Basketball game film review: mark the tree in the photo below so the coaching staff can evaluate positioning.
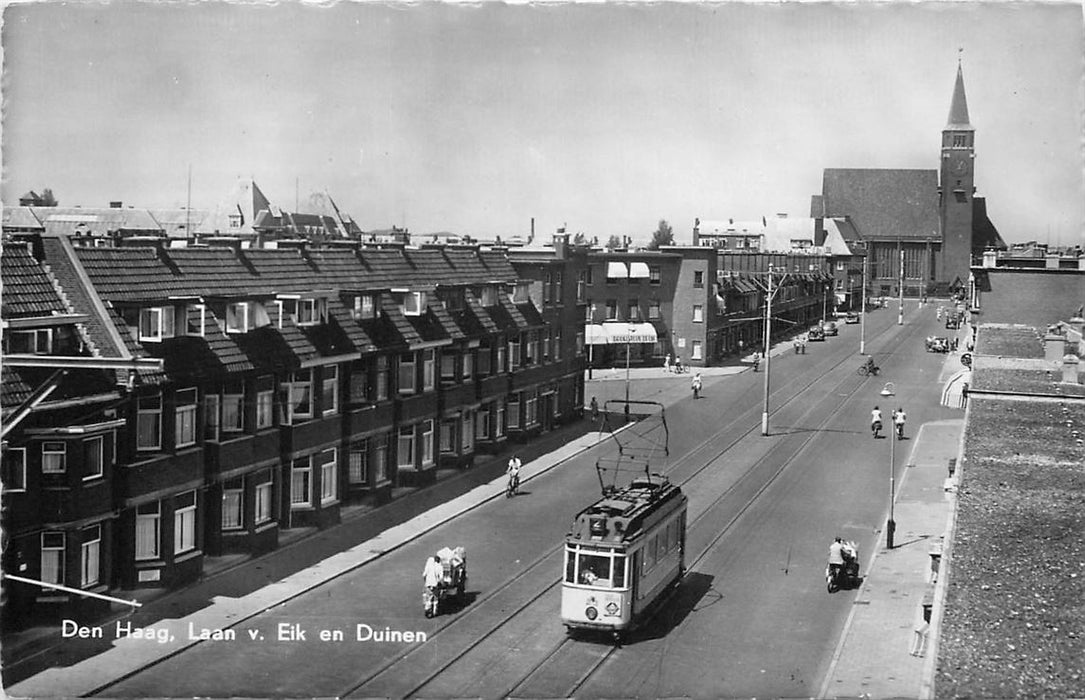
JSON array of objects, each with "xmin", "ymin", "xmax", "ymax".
[
  {"xmin": 606, "ymin": 234, "xmax": 622, "ymax": 250},
  {"xmin": 646, "ymin": 219, "xmax": 674, "ymax": 250},
  {"xmin": 572, "ymin": 232, "xmax": 588, "ymax": 245},
  {"xmin": 39, "ymin": 188, "xmax": 58, "ymax": 206}
]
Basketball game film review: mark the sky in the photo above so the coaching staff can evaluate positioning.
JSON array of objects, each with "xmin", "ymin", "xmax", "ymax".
[{"xmin": 2, "ymin": 1, "xmax": 1083, "ymax": 247}]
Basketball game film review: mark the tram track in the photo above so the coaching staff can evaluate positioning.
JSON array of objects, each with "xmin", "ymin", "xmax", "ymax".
[
  {"xmin": 84, "ymin": 316, "xmax": 917, "ymax": 699},
  {"xmin": 340, "ymin": 319, "xmax": 922, "ymax": 698}
]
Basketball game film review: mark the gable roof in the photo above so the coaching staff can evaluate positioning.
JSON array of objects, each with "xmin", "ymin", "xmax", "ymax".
[
  {"xmin": 1, "ymin": 242, "xmax": 70, "ymax": 319},
  {"xmin": 819, "ymin": 168, "xmax": 940, "ymax": 242}
]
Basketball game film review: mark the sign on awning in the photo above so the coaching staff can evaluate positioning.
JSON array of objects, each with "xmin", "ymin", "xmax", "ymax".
[
  {"xmin": 586, "ymin": 324, "xmax": 610, "ymax": 345},
  {"xmin": 586, "ymin": 323, "xmax": 658, "ymax": 345}
]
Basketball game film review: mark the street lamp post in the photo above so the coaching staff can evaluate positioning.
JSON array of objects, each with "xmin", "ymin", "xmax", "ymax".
[
  {"xmin": 860, "ymin": 251, "xmax": 868, "ymax": 356},
  {"xmin": 898, "ymin": 246, "xmax": 905, "ymax": 326},
  {"xmin": 761, "ymin": 265, "xmax": 774, "ymax": 436},
  {"xmin": 888, "ymin": 415, "xmax": 897, "ymax": 549}
]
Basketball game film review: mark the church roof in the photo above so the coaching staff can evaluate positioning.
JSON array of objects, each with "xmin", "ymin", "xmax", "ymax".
[
  {"xmin": 946, "ymin": 63, "xmax": 974, "ymax": 131},
  {"xmin": 818, "ymin": 168, "xmax": 940, "ymax": 242}
]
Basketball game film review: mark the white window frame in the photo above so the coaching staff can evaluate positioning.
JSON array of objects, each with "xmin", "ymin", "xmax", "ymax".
[
  {"xmin": 650, "ymin": 266, "xmax": 662, "ymax": 285},
  {"xmin": 322, "ymin": 365, "xmax": 339, "ymax": 416},
  {"xmin": 692, "ymin": 340, "xmax": 704, "ymax": 360},
  {"xmin": 441, "ymin": 352, "xmax": 457, "ymax": 383},
  {"xmin": 375, "ymin": 356, "xmax": 390, "ymax": 400},
  {"xmin": 222, "ymin": 391, "xmax": 245, "ymax": 433},
  {"xmin": 513, "ymin": 282, "xmax": 530, "ymax": 303},
  {"xmin": 649, "ymin": 300, "xmax": 661, "ymax": 319},
  {"xmin": 174, "ymin": 388, "xmax": 198, "ymax": 447},
  {"xmin": 421, "ymin": 419, "xmax": 435, "ymax": 467},
  {"xmin": 398, "ymin": 353, "xmax": 417, "ymax": 394},
  {"xmin": 7, "ymin": 328, "xmax": 53, "ymax": 354},
  {"xmin": 477, "ymin": 407, "xmax": 491, "ymax": 441},
  {"xmin": 398, "ymin": 425, "xmax": 415, "ymax": 468},
  {"xmin": 495, "ymin": 401, "xmax": 506, "ymax": 438},
  {"xmin": 137, "ymin": 393, "xmax": 162, "ymax": 451},
  {"xmin": 173, "ymin": 490, "xmax": 197, "ymax": 555},
  {"xmin": 139, "ymin": 306, "xmax": 176, "ymax": 342},
  {"xmin": 256, "ymin": 389, "xmax": 274, "ymax": 429},
  {"xmin": 135, "ymin": 502, "xmax": 160, "ymax": 560},
  {"xmin": 222, "ymin": 485, "xmax": 244, "ymax": 530},
  {"xmin": 525, "ymin": 392, "xmax": 538, "ymax": 426},
  {"xmin": 554, "ymin": 327, "xmax": 562, "ymax": 361},
  {"xmin": 349, "ymin": 439, "xmax": 369, "ymax": 484},
  {"xmin": 461, "ymin": 410, "xmax": 474, "ymax": 453},
  {"xmin": 225, "ymin": 302, "xmax": 251, "ymax": 334},
  {"xmin": 422, "ymin": 349, "xmax": 435, "ymax": 391},
  {"xmin": 462, "ymin": 352, "xmax": 473, "ymax": 381},
  {"xmin": 440, "ymin": 419, "xmax": 456, "ymax": 454},
  {"xmin": 319, "ymin": 448, "xmax": 338, "ymax": 503},
  {"xmin": 508, "ymin": 337, "xmax": 521, "ymax": 370},
  {"xmin": 508, "ymin": 395, "xmax": 521, "ymax": 429},
  {"xmin": 290, "ymin": 457, "xmax": 312, "ymax": 508},
  {"xmin": 373, "ymin": 433, "xmax": 389, "ymax": 483},
  {"xmin": 83, "ymin": 435, "xmax": 105, "ymax": 481},
  {"xmin": 204, "ymin": 394, "xmax": 220, "ymax": 441},
  {"xmin": 41, "ymin": 441, "xmax": 67, "ymax": 473},
  {"xmin": 352, "ymin": 294, "xmax": 376, "ymax": 320},
  {"xmin": 286, "ymin": 371, "xmax": 312, "ymax": 422},
  {"xmin": 254, "ymin": 473, "xmax": 273, "ymax": 524},
  {"xmin": 3, "ymin": 448, "xmax": 27, "ymax": 492},
  {"xmin": 693, "ymin": 305, "xmax": 704, "ymax": 323},
  {"xmin": 41, "ymin": 532, "xmax": 65, "ymax": 585},
  {"xmin": 81, "ymin": 524, "xmax": 101, "ymax": 587},
  {"xmin": 403, "ymin": 291, "xmax": 426, "ymax": 316},
  {"xmin": 183, "ymin": 304, "xmax": 206, "ymax": 337}
]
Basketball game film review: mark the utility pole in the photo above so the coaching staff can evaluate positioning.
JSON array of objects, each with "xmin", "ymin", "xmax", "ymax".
[
  {"xmin": 898, "ymin": 245, "xmax": 905, "ymax": 326},
  {"xmin": 762, "ymin": 264, "xmax": 773, "ymax": 435},
  {"xmin": 860, "ymin": 250, "xmax": 868, "ymax": 356}
]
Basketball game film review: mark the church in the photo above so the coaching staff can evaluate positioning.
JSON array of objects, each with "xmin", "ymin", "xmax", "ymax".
[{"xmin": 811, "ymin": 61, "xmax": 1006, "ymax": 297}]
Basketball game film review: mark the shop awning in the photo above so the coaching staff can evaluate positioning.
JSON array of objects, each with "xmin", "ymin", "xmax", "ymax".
[
  {"xmin": 587, "ymin": 322, "xmax": 658, "ymax": 345},
  {"xmin": 606, "ymin": 262, "xmax": 629, "ymax": 279}
]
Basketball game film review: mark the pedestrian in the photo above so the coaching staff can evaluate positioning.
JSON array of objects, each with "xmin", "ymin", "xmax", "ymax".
[
  {"xmin": 590, "ymin": 396, "xmax": 599, "ymax": 421},
  {"xmin": 674, "ymin": 357, "xmax": 683, "ymax": 374},
  {"xmin": 692, "ymin": 373, "xmax": 702, "ymax": 400},
  {"xmin": 664, "ymin": 353, "xmax": 672, "ymax": 373}
]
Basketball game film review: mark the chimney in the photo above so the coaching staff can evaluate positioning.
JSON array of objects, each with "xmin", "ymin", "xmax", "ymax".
[
  {"xmin": 1045, "ymin": 254, "xmax": 1061, "ymax": 269},
  {"xmin": 1061, "ymin": 354, "xmax": 1079, "ymax": 384},
  {"xmin": 982, "ymin": 250, "xmax": 997, "ymax": 268},
  {"xmin": 1044, "ymin": 325, "xmax": 1067, "ymax": 362}
]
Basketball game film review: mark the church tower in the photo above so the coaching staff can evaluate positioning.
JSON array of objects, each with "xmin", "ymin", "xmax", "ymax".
[{"xmin": 939, "ymin": 58, "xmax": 975, "ymax": 290}]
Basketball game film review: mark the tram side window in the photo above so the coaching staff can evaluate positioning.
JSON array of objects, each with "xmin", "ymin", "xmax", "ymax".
[
  {"xmin": 578, "ymin": 553, "xmax": 611, "ymax": 585},
  {"xmin": 659, "ymin": 524, "xmax": 671, "ymax": 557},
  {"xmin": 565, "ymin": 548, "xmax": 577, "ymax": 583},
  {"xmin": 670, "ymin": 518, "xmax": 681, "ymax": 550},
  {"xmin": 613, "ymin": 555, "xmax": 626, "ymax": 588},
  {"xmin": 642, "ymin": 536, "xmax": 658, "ymax": 574}
]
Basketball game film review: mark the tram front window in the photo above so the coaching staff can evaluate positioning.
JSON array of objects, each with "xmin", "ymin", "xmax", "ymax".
[{"xmin": 578, "ymin": 553, "xmax": 611, "ymax": 586}]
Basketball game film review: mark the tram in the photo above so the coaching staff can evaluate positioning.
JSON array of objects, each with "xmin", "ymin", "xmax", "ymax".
[{"xmin": 561, "ymin": 473, "xmax": 687, "ymax": 638}]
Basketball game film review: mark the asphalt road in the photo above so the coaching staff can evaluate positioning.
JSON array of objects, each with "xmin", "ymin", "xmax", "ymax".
[{"xmin": 97, "ymin": 302, "xmax": 960, "ymax": 699}]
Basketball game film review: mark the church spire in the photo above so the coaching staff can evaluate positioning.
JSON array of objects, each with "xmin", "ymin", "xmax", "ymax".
[{"xmin": 946, "ymin": 52, "xmax": 973, "ymax": 131}]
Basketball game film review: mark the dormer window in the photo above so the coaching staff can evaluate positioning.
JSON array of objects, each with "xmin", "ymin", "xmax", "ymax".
[
  {"xmin": 480, "ymin": 286, "xmax": 496, "ymax": 307},
  {"xmin": 351, "ymin": 294, "xmax": 376, "ymax": 320},
  {"xmin": 402, "ymin": 291, "xmax": 426, "ymax": 317},
  {"xmin": 277, "ymin": 297, "xmax": 327, "ymax": 327},
  {"xmin": 184, "ymin": 304, "xmax": 206, "ymax": 337},
  {"xmin": 512, "ymin": 283, "xmax": 530, "ymax": 304},
  {"xmin": 228, "ymin": 213, "xmax": 242, "ymax": 229},
  {"xmin": 5, "ymin": 328, "xmax": 53, "ymax": 354},
  {"xmin": 225, "ymin": 302, "xmax": 269, "ymax": 334},
  {"xmin": 139, "ymin": 307, "xmax": 176, "ymax": 342}
]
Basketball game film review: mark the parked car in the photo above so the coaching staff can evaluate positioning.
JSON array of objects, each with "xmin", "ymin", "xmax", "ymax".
[
  {"xmin": 823, "ymin": 321, "xmax": 839, "ymax": 336},
  {"xmin": 845, "ymin": 312, "xmax": 860, "ymax": 324},
  {"xmin": 808, "ymin": 325, "xmax": 826, "ymax": 341}
]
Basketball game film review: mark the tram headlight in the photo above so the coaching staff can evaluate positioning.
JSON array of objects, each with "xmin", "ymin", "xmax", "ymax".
[{"xmin": 585, "ymin": 606, "xmax": 598, "ymax": 620}]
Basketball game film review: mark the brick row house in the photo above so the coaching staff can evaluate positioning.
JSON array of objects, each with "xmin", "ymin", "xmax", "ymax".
[{"xmin": 2, "ymin": 236, "xmax": 586, "ymax": 620}]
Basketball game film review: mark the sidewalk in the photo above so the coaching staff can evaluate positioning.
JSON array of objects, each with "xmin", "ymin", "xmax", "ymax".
[
  {"xmin": 3, "ymin": 420, "xmax": 627, "ymax": 699},
  {"xmin": 818, "ymin": 419, "xmax": 961, "ymax": 699}
]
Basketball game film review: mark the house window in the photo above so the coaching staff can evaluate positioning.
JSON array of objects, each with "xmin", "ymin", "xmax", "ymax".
[
  {"xmin": 496, "ymin": 341, "xmax": 507, "ymax": 373},
  {"xmin": 693, "ymin": 305, "xmax": 704, "ymax": 323},
  {"xmin": 254, "ymin": 472, "xmax": 273, "ymax": 524},
  {"xmin": 836, "ymin": 278, "xmax": 844, "ymax": 290},
  {"xmin": 576, "ymin": 272, "xmax": 586, "ymax": 302},
  {"xmin": 477, "ymin": 406, "xmax": 491, "ymax": 441},
  {"xmin": 173, "ymin": 490, "xmax": 197, "ymax": 554},
  {"xmin": 225, "ymin": 302, "xmax": 251, "ymax": 334},
  {"xmin": 349, "ymin": 439, "xmax": 369, "ymax": 484},
  {"xmin": 441, "ymin": 352, "xmax": 457, "ymax": 383},
  {"xmin": 322, "ymin": 366, "xmax": 339, "ymax": 416},
  {"xmin": 440, "ymin": 419, "xmax": 456, "ymax": 453},
  {"xmin": 555, "ymin": 271, "xmax": 563, "ymax": 303},
  {"xmin": 586, "ymin": 266, "xmax": 594, "ymax": 285},
  {"xmin": 543, "ymin": 330, "xmax": 551, "ymax": 360},
  {"xmin": 291, "ymin": 457, "xmax": 312, "ymax": 507},
  {"xmin": 135, "ymin": 502, "xmax": 160, "ymax": 560},
  {"xmin": 543, "ymin": 273, "xmax": 552, "ymax": 304},
  {"xmin": 296, "ymin": 298, "xmax": 324, "ymax": 326},
  {"xmin": 286, "ymin": 371, "xmax": 312, "ymax": 422},
  {"xmin": 137, "ymin": 394, "xmax": 162, "ymax": 450},
  {"xmin": 222, "ymin": 483, "xmax": 243, "ymax": 530},
  {"xmin": 204, "ymin": 394, "xmax": 220, "ymax": 441},
  {"xmin": 605, "ymin": 300, "xmax": 618, "ymax": 320},
  {"xmin": 222, "ymin": 390, "xmax": 244, "ymax": 433},
  {"xmin": 508, "ymin": 395, "xmax": 521, "ymax": 429},
  {"xmin": 397, "ymin": 426, "xmax": 415, "ymax": 468},
  {"xmin": 403, "ymin": 291, "xmax": 426, "ymax": 316},
  {"xmin": 373, "ymin": 433, "xmax": 389, "ymax": 483},
  {"xmin": 256, "ymin": 389, "xmax": 274, "ymax": 429},
  {"xmin": 576, "ymin": 331, "xmax": 585, "ymax": 356},
  {"xmin": 422, "ymin": 349, "xmax": 435, "ymax": 391},
  {"xmin": 81, "ymin": 525, "xmax": 101, "ymax": 587},
  {"xmin": 525, "ymin": 332, "xmax": 537, "ymax": 365},
  {"xmin": 480, "ymin": 285, "xmax": 496, "ymax": 307},
  {"xmin": 83, "ymin": 436, "xmax": 104, "ymax": 480},
  {"xmin": 462, "ymin": 352, "xmax": 473, "ymax": 381},
  {"xmin": 495, "ymin": 401, "xmax": 506, "ymax": 438},
  {"xmin": 175, "ymin": 388, "xmax": 198, "ymax": 447},
  {"xmin": 399, "ymin": 352, "xmax": 417, "ymax": 394},
  {"xmin": 585, "ymin": 300, "xmax": 594, "ymax": 323},
  {"xmin": 650, "ymin": 266, "xmax": 661, "ymax": 284},
  {"xmin": 5, "ymin": 328, "xmax": 53, "ymax": 354},
  {"xmin": 461, "ymin": 410, "xmax": 475, "ymax": 453},
  {"xmin": 628, "ymin": 299, "xmax": 640, "ymax": 321},
  {"xmin": 375, "ymin": 356, "xmax": 390, "ymax": 400},
  {"xmin": 42, "ymin": 441, "xmax": 66, "ymax": 473},
  {"xmin": 836, "ymin": 261, "xmax": 845, "ymax": 271},
  {"xmin": 139, "ymin": 307, "xmax": 176, "ymax": 342},
  {"xmin": 648, "ymin": 300, "xmax": 661, "ymax": 319},
  {"xmin": 508, "ymin": 336, "xmax": 521, "ymax": 370},
  {"xmin": 319, "ymin": 448, "xmax": 338, "ymax": 503},
  {"xmin": 478, "ymin": 343, "xmax": 492, "ymax": 376},
  {"xmin": 525, "ymin": 392, "xmax": 538, "ymax": 426},
  {"xmin": 184, "ymin": 304, "xmax": 206, "ymax": 337},
  {"xmin": 421, "ymin": 419, "xmax": 434, "ymax": 467},
  {"xmin": 513, "ymin": 283, "xmax": 530, "ymax": 303},
  {"xmin": 2, "ymin": 448, "xmax": 27, "ymax": 492},
  {"xmin": 41, "ymin": 532, "xmax": 65, "ymax": 585},
  {"xmin": 352, "ymin": 294, "xmax": 376, "ymax": 320},
  {"xmin": 694, "ymin": 270, "xmax": 705, "ymax": 288},
  {"xmin": 692, "ymin": 340, "xmax": 703, "ymax": 360},
  {"xmin": 554, "ymin": 327, "xmax": 562, "ymax": 361}
]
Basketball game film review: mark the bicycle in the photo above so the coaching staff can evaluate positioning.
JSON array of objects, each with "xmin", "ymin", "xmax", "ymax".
[{"xmin": 857, "ymin": 363, "xmax": 880, "ymax": 377}]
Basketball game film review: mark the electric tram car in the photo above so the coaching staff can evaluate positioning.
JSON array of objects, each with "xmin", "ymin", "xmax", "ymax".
[{"xmin": 561, "ymin": 474, "xmax": 687, "ymax": 638}]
